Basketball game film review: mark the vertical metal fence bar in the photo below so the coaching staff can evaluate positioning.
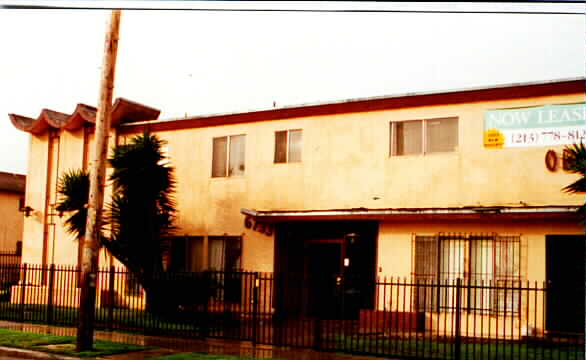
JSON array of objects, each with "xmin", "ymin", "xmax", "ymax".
[
  {"xmin": 108, "ymin": 265, "xmax": 114, "ymax": 330},
  {"xmin": 19, "ymin": 263, "xmax": 27, "ymax": 322},
  {"xmin": 252, "ymin": 272, "xmax": 259, "ymax": 346},
  {"xmin": 454, "ymin": 278, "xmax": 462, "ymax": 360},
  {"xmin": 389, "ymin": 276, "xmax": 392, "ymax": 354},
  {"xmin": 399, "ymin": 277, "xmax": 405, "ymax": 357},
  {"xmin": 502, "ymin": 280, "xmax": 507, "ymax": 359},
  {"xmin": 413, "ymin": 280, "xmax": 419, "ymax": 359},
  {"xmin": 46, "ymin": 263, "xmax": 55, "ymax": 325},
  {"xmin": 542, "ymin": 281, "xmax": 546, "ymax": 360}
]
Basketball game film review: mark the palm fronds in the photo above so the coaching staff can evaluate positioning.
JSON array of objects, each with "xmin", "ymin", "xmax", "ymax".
[
  {"xmin": 562, "ymin": 142, "xmax": 586, "ymax": 219},
  {"xmin": 104, "ymin": 130, "xmax": 177, "ymax": 280},
  {"xmin": 55, "ymin": 169, "xmax": 90, "ymax": 238}
]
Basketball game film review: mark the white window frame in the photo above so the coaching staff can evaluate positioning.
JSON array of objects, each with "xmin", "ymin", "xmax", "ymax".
[
  {"xmin": 211, "ymin": 134, "xmax": 246, "ymax": 178},
  {"xmin": 274, "ymin": 129, "xmax": 302, "ymax": 164},
  {"xmin": 413, "ymin": 233, "xmax": 521, "ymax": 315},
  {"xmin": 390, "ymin": 117, "xmax": 458, "ymax": 156}
]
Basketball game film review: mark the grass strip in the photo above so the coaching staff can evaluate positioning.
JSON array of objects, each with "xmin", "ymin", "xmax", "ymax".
[
  {"xmin": 149, "ymin": 353, "xmax": 281, "ymax": 360},
  {"xmin": 0, "ymin": 328, "xmax": 150, "ymax": 358}
]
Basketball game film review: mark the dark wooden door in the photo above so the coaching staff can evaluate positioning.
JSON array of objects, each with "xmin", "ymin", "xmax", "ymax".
[
  {"xmin": 307, "ymin": 242, "xmax": 343, "ymax": 319},
  {"xmin": 546, "ymin": 235, "xmax": 585, "ymax": 334}
]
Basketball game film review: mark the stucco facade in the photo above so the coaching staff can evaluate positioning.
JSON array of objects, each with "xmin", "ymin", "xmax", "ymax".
[
  {"xmin": 8, "ymin": 78, "xmax": 585, "ymax": 335},
  {"xmin": 0, "ymin": 172, "xmax": 25, "ymax": 254}
]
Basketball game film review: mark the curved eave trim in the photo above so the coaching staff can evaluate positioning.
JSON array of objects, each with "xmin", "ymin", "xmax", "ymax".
[
  {"xmin": 9, "ymin": 98, "xmax": 159, "ymax": 135},
  {"xmin": 241, "ymin": 206, "xmax": 582, "ymax": 223},
  {"xmin": 64, "ymin": 104, "xmax": 97, "ymax": 130}
]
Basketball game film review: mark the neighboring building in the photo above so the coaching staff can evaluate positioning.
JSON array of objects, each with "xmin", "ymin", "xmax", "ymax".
[
  {"xmin": 9, "ymin": 77, "xmax": 585, "ymax": 335},
  {"xmin": 0, "ymin": 171, "xmax": 25, "ymax": 256}
]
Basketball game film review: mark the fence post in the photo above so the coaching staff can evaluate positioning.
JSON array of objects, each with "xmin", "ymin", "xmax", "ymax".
[
  {"xmin": 108, "ymin": 266, "xmax": 115, "ymax": 330},
  {"xmin": 19, "ymin": 263, "xmax": 27, "ymax": 322},
  {"xmin": 46, "ymin": 264, "xmax": 55, "ymax": 325},
  {"xmin": 202, "ymin": 271, "xmax": 210, "ymax": 338},
  {"xmin": 314, "ymin": 312, "xmax": 322, "ymax": 350},
  {"xmin": 252, "ymin": 272, "xmax": 259, "ymax": 346},
  {"xmin": 454, "ymin": 278, "xmax": 462, "ymax": 360}
]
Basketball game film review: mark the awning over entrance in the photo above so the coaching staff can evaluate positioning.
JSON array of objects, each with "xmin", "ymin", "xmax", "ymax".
[{"xmin": 241, "ymin": 205, "xmax": 581, "ymax": 222}]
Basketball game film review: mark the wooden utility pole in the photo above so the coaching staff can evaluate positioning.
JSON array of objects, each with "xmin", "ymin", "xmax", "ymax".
[{"xmin": 77, "ymin": 10, "xmax": 121, "ymax": 352}]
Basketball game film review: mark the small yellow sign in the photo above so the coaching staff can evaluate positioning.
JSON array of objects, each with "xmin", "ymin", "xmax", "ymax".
[{"xmin": 484, "ymin": 128, "xmax": 505, "ymax": 149}]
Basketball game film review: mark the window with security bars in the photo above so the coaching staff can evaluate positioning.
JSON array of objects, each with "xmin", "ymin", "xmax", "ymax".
[
  {"xmin": 390, "ymin": 117, "xmax": 458, "ymax": 156},
  {"xmin": 208, "ymin": 236, "xmax": 242, "ymax": 303},
  {"xmin": 413, "ymin": 233, "xmax": 521, "ymax": 314}
]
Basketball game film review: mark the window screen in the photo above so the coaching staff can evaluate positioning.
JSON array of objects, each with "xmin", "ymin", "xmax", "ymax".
[
  {"xmin": 212, "ymin": 137, "xmax": 228, "ymax": 177},
  {"xmin": 394, "ymin": 121, "xmax": 422, "ymax": 155},
  {"xmin": 288, "ymin": 129, "xmax": 302, "ymax": 162},
  {"xmin": 212, "ymin": 135, "xmax": 246, "ymax": 177},
  {"xmin": 228, "ymin": 135, "xmax": 246, "ymax": 176},
  {"xmin": 274, "ymin": 131, "xmax": 287, "ymax": 163},
  {"xmin": 275, "ymin": 130, "xmax": 302, "ymax": 163},
  {"xmin": 426, "ymin": 117, "xmax": 458, "ymax": 153}
]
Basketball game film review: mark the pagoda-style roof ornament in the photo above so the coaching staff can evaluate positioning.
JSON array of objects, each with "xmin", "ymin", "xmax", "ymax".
[{"xmin": 9, "ymin": 98, "xmax": 160, "ymax": 135}]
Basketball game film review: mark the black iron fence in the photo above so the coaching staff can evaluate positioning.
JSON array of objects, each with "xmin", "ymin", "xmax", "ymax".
[
  {"xmin": 0, "ymin": 263, "xmax": 583, "ymax": 360},
  {"xmin": 0, "ymin": 250, "xmax": 21, "ymax": 265}
]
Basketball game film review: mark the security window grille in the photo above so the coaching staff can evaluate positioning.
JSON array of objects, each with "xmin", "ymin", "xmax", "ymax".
[
  {"xmin": 390, "ymin": 117, "xmax": 458, "ymax": 156},
  {"xmin": 212, "ymin": 135, "xmax": 246, "ymax": 177},
  {"xmin": 208, "ymin": 235, "xmax": 243, "ymax": 303},
  {"xmin": 274, "ymin": 129, "xmax": 302, "ymax": 163},
  {"xmin": 413, "ymin": 233, "xmax": 521, "ymax": 314},
  {"xmin": 208, "ymin": 236, "xmax": 242, "ymax": 271}
]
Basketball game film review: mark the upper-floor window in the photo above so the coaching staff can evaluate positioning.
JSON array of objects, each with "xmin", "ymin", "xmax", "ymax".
[
  {"xmin": 274, "ymin": 129, "xmax": 302, "ymax": 163},
  {"xmin": 212, "ymin": 135, "xmax": 246, "ymax": 177},
  {"xmin": 390, "ymin": 117, "xmax": 458, "ymax": 156}
]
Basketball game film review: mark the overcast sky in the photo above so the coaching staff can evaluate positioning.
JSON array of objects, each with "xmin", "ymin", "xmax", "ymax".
[{"xmin": 0, "ymin": 1, "xmax": 584, "ymax": 175}]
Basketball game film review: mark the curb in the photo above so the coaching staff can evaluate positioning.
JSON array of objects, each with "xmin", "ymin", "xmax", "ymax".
[{"xmin": 0, "ymin": 346, "xmax": 80, "ymax": 360}]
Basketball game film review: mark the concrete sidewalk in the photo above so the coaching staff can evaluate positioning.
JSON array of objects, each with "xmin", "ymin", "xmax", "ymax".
[{"xmin": 0, "ymin": 320, "xmax": 392, "ymax": 360}]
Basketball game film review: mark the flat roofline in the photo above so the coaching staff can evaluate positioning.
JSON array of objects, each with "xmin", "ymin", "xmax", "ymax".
[
  {"xmin": 120, "ymin": 77, "xmax": 585, "ymax": 132},
  {"xmin": 241, "ymin": 205, "xmax": 582, "ymax": 222}
]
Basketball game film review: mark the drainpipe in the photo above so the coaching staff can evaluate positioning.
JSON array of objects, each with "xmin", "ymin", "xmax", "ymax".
[
  {"xmin": 50, "ymin": 133, "xmax": 61, "ymax": 265},
  {"xmin": 42, "ymin": 132, "xmax": 56, "ymax": 271}
]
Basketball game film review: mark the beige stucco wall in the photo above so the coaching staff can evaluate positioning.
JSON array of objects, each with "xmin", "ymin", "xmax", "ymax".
[
  {"xmin": 154, "ymin": 93, "xmax": 584, "ymax": 236},
  {"xmin": 374, "ymin": 220, "xmax": 582, "ymax": 338},
  {"xmin": 0, "ymin": 191, "xmax": 24, "ymax": 252},
  {"xmin": 22, "ymin": 133, "xmax": 48, "ymax": 264},
  {"xmin": 377, "ymin": 220, "xmax": 582, "ymax": 282},
  {"xmin": 19, "ymin": 90, "xmax": 585, "ymax": 272},
  {"xmin": 149, "ymin": 92, "xmax": 583, "ymax": 272},
  {"xmin": 21, "ymin": 128, "xmax": 112, "ymax": 267}
]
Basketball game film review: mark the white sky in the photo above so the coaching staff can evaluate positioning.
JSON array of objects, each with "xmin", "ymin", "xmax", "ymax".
[{"xmin": 0, "ymin": 1, "xmax": 584, "ymax": 175}]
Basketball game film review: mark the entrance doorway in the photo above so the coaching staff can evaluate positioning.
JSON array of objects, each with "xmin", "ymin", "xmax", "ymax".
[
  {"xmin": 546, "ymin": 234, "xmax": 585, "ymax": 334},
  {"xmin": 274, "ymin": 221, "xmax": 377, "ymax": 320}
]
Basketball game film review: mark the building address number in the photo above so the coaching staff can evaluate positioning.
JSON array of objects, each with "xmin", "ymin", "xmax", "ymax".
[{"xmin": 244, "ymin": 216, "xmax": 273, "ymax": 236}]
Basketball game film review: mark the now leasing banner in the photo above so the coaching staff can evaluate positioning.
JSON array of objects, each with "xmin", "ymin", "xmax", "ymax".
[{"xmin": 484, "ymin": 103, "xmax": 586, "ymax": 148}]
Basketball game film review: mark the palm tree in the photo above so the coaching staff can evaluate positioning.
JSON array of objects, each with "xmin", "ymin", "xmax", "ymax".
[
  {"xmin": 55, "ymin": 169, "xmax": 90, "ymax": 272},
  {"xmin": 55, "ymin": 169, "xmax": 90, "ymax": 240},
  {"xmin": 102, "ymin": 131, "xmax": 177, "ymax": 306},
  {"xmin": 562, "ymin": 142, "xmax": 586, "ymax": 220}
]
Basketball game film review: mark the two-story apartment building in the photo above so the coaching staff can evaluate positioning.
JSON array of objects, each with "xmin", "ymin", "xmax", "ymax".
[{"xmin": 9, "ymin": 77, "xmax": 585, "ymax": 336}]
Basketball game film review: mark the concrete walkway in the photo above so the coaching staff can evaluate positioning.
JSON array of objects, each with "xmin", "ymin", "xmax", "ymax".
[{"xmin": 0, "ymin": 321, "xmax": 394, "ymax": 360}]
